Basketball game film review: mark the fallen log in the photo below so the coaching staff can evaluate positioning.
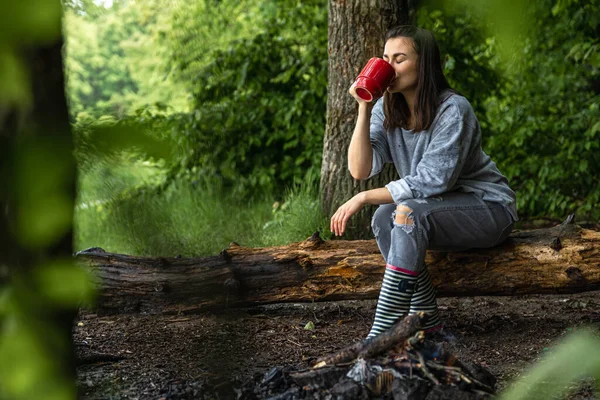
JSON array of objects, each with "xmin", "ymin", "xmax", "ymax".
[{"xmin": 76, "ymin": 218, "xmax": 600, "ymax": 314}]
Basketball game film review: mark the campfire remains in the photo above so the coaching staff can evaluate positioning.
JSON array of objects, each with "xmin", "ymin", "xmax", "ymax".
[{"xmin": 236, "ymin": 314, "xmax": 496, "ymax": 400}]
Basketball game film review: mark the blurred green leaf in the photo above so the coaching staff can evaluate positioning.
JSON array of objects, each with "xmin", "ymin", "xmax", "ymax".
[
  {"xmin": 0, "ymin": 298, "xmax": 75, "ymax": 400},
  {"xmin": 500, "ymin": 328, "xmax": 600, "ymax": 400},
  {"xmin": 35, "ymin": 260, "xmax": 96, "ymax": 307},
  {"xmin": 0, "ymin": 1, "xmax": 62, "ymax": 46},
  {"xmin": 0, "ymin": 50, "xmax": 31, "ymax": 106},
  {"xmin": 14, "ymin": 138, "xmax": 74, "ymax": 249}
]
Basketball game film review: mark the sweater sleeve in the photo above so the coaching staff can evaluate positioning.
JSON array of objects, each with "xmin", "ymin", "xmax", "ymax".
[
  {"xmin": 385, "ymin": 104, "xmax": 475, "ymax": 203},
  {"xmin": 367, "ymin": 100, "xmax": 392, "ymax": 179}
]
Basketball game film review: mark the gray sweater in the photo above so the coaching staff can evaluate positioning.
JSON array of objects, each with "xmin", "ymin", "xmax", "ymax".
[{"xmin": 368, "ymin": 91, "xmax": 518, "ymax": 221}]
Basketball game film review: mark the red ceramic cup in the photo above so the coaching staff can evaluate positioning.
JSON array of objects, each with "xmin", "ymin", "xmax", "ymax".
[{"xmin": 354, "ymin": 57, "xmax": 396, "ymax": 102}]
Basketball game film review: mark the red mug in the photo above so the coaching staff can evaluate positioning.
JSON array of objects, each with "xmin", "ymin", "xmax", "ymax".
[{"xmin": 353, "ymin": 58, "xmax": 396, "ymax": 102}]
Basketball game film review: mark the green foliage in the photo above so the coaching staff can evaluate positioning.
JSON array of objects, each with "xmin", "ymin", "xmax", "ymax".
[
  {"xmin": 166, "ymin": 0, "xmax": 267, "ymax": 84},
  {"xmin": 261, "ymin": 172, "xmax": 332, "ymax": 246},
  {"xmin": 170, "ymin": 0, "xmax": 328, "ymax": 196},
  {"xmin": 64, "ymin": 0, "xmax": 188, "ymax": 119},
  {"xmin": 418, "ymin": 3, "xmax": 504, "ymax": 131},
  {"xmin": 420, "ymin": 0, "xmax": 600, "ymax": 220},
  {"xmin": 75, "ymin": 173, "xmax": 328, "ymax": 256},
  {"xmin": 65, "ymin": 0, "xmax": 328, "ymax": 198},
  {"xmin": 0, "ymin": 1, "xmax": 61, "ymax": 107},
  {"xmin": 0, "ymin": 258, "xmax": 95, "ymax": 400},
  {"xmin": 12, "ymin": 137, "xmax": 74, "ymax": 249},
  {"xmin": 483, "ymin": 0, "xmax": 600, "ymax": 219},
  {"xmin": 0, "ymin": 2, "xmax": 96, "ymax": 398},
  {"xmin": 500, "ymin": 327, "xmax": 600, "ymax": 399},
  {"xmin": 0, "ymin": 292, "xmax": 74, "ymax": 400}
]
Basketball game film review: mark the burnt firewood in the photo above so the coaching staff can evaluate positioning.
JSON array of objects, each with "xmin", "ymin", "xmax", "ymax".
[
  {"xmin": 236, "ymin": 314, "xmax": 494, "ymax": 399},
  {"xmin": 314, "ymin": 314, "xmax": 422, "ymax": 367},
  {"xmin": 391, "ymin": 377, "xmax": 432, "ymax": 400},
  {"xmin": 289, "ymin": 367, "xmax": 347, "ymax": 389}
]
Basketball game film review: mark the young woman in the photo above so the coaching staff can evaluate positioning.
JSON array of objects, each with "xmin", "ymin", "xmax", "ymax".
[{"xmin": 330, "ymin": 26, "xmax": 517, "ymax": 338}]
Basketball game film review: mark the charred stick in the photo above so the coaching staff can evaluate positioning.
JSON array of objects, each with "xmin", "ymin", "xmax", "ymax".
[
  {"xmin": 314, "ymin": 313, "xmax": 422, "ymax": 367},
  {"xmin": 425, "ymin": 361, "xmax": 494, "ymax": 393},
  {"xmin": 424, "ymin": 361, "xmax": 462, "ymax": 373},
  {"xmin": 417, "ymin": 351, "xmax": 440, "ymax": 385},
  {"xmin": 356, "ymin": 314, "xmax": 422, "ymax": 360},
  {"xmin": 313, "ymin": 340, "xmax": 364, "ymax": 367}
]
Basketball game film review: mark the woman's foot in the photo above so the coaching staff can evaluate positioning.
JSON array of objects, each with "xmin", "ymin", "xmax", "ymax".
[
  {"xmin": 408, "ymin": 268, "xmax": 442, "ymax": 331},
  {"xmin": 367, "ymin": 264, "xmax": 418, "ymax": 338}
]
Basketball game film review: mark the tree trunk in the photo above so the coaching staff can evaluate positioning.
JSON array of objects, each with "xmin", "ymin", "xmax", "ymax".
[
  {"xmin": 0, "ymin": 27, "xmax": 77, "ymax": 396},
  {"xmin": 77, "ymin": 222, "xmax": 600, "ymax": 315},
  {"xmin": 320, "ymin": 0, "xmax": 416, "ymax": 239}
]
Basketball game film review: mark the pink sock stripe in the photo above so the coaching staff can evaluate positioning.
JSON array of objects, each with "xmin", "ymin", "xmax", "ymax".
[{"xmin": 385, "ymin": 263, "xmax": 419, "ymax": 276}]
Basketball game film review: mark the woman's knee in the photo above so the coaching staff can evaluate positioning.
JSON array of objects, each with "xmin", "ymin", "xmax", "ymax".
[
  {"xmin": 394, "ymin": 204, "xmax": 414, "ymax": 225},
  {"xmin": 371, "ymin": 204, "xmax": 396, "ymax": 236}
]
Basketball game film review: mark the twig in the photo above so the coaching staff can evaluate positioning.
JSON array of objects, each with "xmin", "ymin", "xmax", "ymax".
[
  {"xmin": 166, "ymin": 318, "xmax": 191, "ymax": 323},
  {"xmin": 425, "ymin": 361, "xmax": 494, "ymax": 393},
  {"xmin": 417, "ymin": 351, "xmax": 440, "ymax": 385},
  {"xmin": 314, "ymin": 314, "xmax": 422, "ymax": 367},
  {"xmin": 425, "ymin": 361, "xmax": 462, "ymax": 372}
]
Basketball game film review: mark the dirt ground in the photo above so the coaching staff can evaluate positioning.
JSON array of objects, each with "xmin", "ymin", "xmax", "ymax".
[{"xmin": 74, "ymin": 290, "xmax": 600, "ymax": 400}]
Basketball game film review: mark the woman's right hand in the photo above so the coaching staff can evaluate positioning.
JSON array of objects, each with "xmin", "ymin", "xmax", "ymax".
[{"xmin": 348, "ymin": 82, "xmax": 374, "ymax": 110}]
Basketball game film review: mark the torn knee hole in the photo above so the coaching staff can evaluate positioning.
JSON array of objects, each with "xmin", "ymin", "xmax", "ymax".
[{"xmin": 394, "ymin": 205, "xmax": 414, "ymax": 225}]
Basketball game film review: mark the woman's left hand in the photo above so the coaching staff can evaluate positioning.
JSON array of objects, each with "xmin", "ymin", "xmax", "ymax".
[{"xmin": 330, "ymin": 193, "xmax": 365, "ymax": 236}]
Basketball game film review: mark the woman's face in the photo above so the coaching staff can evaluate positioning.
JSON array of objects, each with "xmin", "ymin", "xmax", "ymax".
[{"xmin": 383, "ymin": 37, "xmax": 419, "ymax": 94}]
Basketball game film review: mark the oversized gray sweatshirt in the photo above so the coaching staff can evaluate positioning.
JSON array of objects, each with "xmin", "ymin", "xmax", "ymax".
[{"xmin": 368, "ymin": 91, "xmax": 518, "ymax": 221}]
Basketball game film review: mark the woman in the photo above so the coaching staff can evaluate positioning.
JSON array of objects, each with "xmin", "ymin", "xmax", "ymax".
[{"xmin": 330, "ymin": 26, "xmax": 517, "ymax": 338}]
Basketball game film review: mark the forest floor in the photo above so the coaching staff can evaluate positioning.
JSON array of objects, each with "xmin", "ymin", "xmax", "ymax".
[
  {"xmin": 74, "ymin": 220, "xmax": 600, "ymax": 399},
  {"xmin": 74, "ymin": 291, "xmax": 600, "ymax": 399}
]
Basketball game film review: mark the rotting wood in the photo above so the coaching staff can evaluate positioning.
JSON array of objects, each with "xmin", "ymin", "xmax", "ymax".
[{"xmin": 76, "ymin": 220, "xmax": 600, "ymax": 314}]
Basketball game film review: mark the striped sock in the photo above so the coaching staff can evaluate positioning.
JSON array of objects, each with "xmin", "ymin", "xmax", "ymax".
[
  {"xmin": 367, "ymin": 264, "xmax": 418, "ymax": 339},
  {"xmin": 409, "ymin": 268, "xmax": 443, "ymax": 332}
]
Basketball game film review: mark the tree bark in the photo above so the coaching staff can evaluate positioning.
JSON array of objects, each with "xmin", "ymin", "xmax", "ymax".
[
  {"xmin": 320, "ymin": 0, "xmax": 417, "ymax": 239},
  {"xmin": 77, "ymin": 222, "xmax": 600, "ymax": 315}
]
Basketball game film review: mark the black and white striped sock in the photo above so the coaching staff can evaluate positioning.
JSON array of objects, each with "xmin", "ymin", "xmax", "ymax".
[
  {"xmin": 367, "ymin": 264, "xmax": 418, "ymax": 339},
  {"xmin": 409, "ymin": 268, "xmax": 443, "ymax": 332}
]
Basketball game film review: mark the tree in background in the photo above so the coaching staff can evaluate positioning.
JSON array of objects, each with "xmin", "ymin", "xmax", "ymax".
[
  {"xmin": 65, "ymin": 0, "xmax": 600, "ymax": 250},
  {"xmin": 320, "ymin": 0, "xmax": 599, "ymax": 239},
  {"xmin": 320, "ymin": 0, "xmax": 416, "ymax": 239},
  {"xmin": 483, "ymin": 0, "xmax": 599, "ymax": 219},
  {"xmin": 420, "ymin": 0, "xmax": 599, "ymax": 220},
  {"xmin": 162, "ymin": 0, "xmax": 329, "ymax": 196},
  {"xmin": 64, "ymin": 0, "xmax": 188, "ymax": 120}
]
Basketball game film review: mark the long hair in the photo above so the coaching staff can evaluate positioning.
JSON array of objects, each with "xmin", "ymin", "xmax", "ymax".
[{"xmin": 383, "ymin": 26, "xmax": 453, "ymax": 132}]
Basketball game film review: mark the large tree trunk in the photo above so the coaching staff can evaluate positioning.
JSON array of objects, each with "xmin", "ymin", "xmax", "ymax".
[
  {"xmin": 77, "ymin": 222, "xmax": 600, "ymax": 315},
  {"xmin": 0, "ymin": 19, "xmax": 77, "ymax": 396},
  {"xmin": 320, "ymin": 0, "xmax": 416, "ymax": 239}
]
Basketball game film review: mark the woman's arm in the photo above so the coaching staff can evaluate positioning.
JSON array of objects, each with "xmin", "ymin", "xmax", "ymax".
[
  {"xmin": 348, "ymin": 102, "xmax": 375, "ymax": 180},
  {"xmin": 330, "ymin": 188, "xmax": 394, "ymax": 236}
]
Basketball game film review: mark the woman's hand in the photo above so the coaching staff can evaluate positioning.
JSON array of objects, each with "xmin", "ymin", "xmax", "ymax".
[
  {"xmin": 330, "ymin": 193, "xmax": 366, "ymax": 236},
  {"xmin": 348, "ymin": 82, "xmax": 375, "ymax": 110}
]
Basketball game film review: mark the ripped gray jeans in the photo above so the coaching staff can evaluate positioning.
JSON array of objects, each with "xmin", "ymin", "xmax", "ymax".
[{"xmin": 371, "ymin": 191, "xmax": 515, "ymax": 274}]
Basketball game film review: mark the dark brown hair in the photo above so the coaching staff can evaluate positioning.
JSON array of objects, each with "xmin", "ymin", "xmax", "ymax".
[{"xmin": 383, "ymin": 26, "xmax": 453, "ymax": 132}]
